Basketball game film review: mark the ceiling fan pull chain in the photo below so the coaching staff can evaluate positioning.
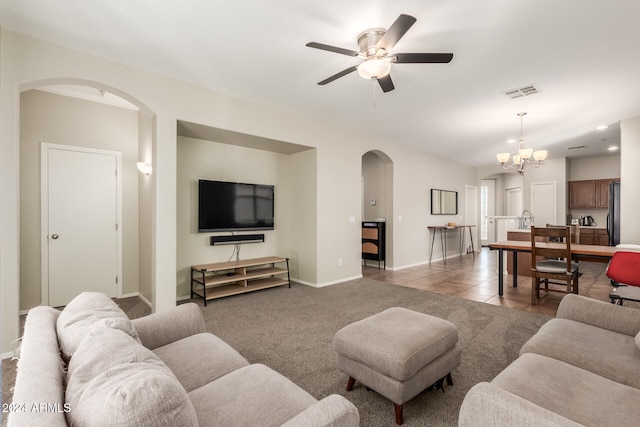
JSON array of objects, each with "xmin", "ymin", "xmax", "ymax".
[{"xmin": 372, "ymin": 78, "xmax": 377, "ymax": 108}]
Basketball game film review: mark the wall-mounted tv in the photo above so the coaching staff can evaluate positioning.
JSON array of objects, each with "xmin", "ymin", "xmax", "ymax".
[{"xmin": 198, "ymin": 180, "xmax": 274, "ymax": 232}]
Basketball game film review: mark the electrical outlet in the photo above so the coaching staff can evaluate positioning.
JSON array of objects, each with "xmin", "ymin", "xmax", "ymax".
[{"xmin": 338, "ymin": 258, "xmax": 343, "ymax": 266}]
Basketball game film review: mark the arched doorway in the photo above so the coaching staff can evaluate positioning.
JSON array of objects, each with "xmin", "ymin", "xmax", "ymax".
[
  {"xmin": 18, "ymin": 79, "xmax": 156, "ymax": 311},
  {"xmin": 361, "ymin": 150, "xmax": 393, "ymax": 269}
]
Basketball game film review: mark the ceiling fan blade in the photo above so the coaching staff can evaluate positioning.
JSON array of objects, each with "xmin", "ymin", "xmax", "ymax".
[
  {"xmin": 376, "ymin": 14, "xmax": 417, "ymax": 52},
  {"xmin": 306, "ymin": 42, "xmax": 360, "ymax": 57},
  {"xmin": 317, "ymin": 66, "xmax": 358, "ymax": 85},
  {"xmin": 377, "ymin": 75, "xmax": 395, "ymax": 93},
  {"xmin": 394, "ymin": 52, "xmax": 454, "ymax": 63}
]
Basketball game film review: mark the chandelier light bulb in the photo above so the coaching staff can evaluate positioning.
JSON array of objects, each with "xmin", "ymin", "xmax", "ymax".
[
  {"xmin": 497, "ymin": 153, "xmax": 511, "ymax": 164},
  {"xmin": 518, "ymin": 147, "xmax": 533, "ymax": 159},
  {"xmin": 533, "ymin": 150, "xmax": 548, "ymax": 162}
]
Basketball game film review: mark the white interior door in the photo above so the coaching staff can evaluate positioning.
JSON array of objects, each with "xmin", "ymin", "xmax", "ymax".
[
  {"xmin": 506, "ymin": 187, "xmax": 523, "ymax": 217},
  {"xmin": 42, "ymin": 144, "xmax": 122, "ymax": 307},
  {"xmin": 531, "ymin": 181, "xmax": 557, "ymax": 226}
]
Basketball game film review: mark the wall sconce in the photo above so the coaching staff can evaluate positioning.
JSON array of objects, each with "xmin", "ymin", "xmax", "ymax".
[{"xmin": 136, "ymin": 162, "xmax": 152, "ymax": 175}]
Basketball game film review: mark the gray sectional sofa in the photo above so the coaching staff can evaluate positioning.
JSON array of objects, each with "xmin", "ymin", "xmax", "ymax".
[
  {"xmin": 8, "ymin": 292, "xmax": 359, "ymax": 427},
  {"xmin": 459, "ymin": 294, "xmax": 640, "ymax": 426}
]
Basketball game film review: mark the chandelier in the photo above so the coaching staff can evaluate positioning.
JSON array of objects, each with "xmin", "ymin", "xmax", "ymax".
[{"xmin": 496, "ymin": 112, "xmax": 547, "ymax": 175}]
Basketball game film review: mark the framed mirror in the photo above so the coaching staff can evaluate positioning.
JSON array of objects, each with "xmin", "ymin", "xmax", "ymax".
[{"xmin": 431, "ymin": 189, "xmax": 458, "ymax": 215}]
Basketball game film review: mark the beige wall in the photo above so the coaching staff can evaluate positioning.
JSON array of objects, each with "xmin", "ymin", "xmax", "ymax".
[
  {"xmin": 288, "ymin": 149, "xmax": 318, "ymax": 284},
  {"xmin": 362, "ymin": 151, "xmax": 388, "ymax": 221},
  {"xmin": 176, "ymin": 136, "xmax": 307, "ymax": 298},
  {"xmin": 621, "ymin": 117, "xmax": 640, "ymax": 244},
  {"xmin": 19, "ymin": 89, "xmax": 139, "ymax": 310},
  {"xmin": 385, "ymin": 145, "xmax": 478, "ymax": 267},
  {"xmin": 137, "ymin": 110, "xmax": 154, "ymax": 304},
  {"xmin": 568, "ymin": 155, "xmax": 620, "ymax": 181}
]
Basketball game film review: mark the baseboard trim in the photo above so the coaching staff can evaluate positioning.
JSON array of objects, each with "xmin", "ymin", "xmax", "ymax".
[
  {"xmin": 2, "ymin": 350, "xmax": 19, "ymax": 360},
  {"xmin": 121, "ymin": 292, "xmax": 152, "ymax": 308},
  {"xmin": 295, "ymin": 274, "xmax": 364, "ymax": 288}
]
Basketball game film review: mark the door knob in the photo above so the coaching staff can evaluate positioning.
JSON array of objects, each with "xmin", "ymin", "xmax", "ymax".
[{"xmin": 51, "ymin": 234, "xmax": 59, "ymax": 240}]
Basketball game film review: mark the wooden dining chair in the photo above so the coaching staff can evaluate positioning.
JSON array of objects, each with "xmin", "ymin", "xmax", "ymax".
[{"xmin": 530, "ymin": 226, "xmax": 579, "ymax": 305}]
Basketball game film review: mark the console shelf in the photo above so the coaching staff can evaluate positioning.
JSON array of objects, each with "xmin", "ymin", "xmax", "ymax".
[{"xmin": 190, "ymin": 256, "xmax": 290, "ymax": 306}]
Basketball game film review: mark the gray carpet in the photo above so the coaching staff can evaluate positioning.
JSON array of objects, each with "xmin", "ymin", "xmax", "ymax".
[
  {"xmin": 2, "ymin": 279, "xmax": 551, "ymax": 426},
  {"xmin": 190, "ymin": 279, "xmax": 551, "ymax": 426}
]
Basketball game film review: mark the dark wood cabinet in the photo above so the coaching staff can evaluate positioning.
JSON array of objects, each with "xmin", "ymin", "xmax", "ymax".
[
  {"xmin": 569, "ymin": 178, "xmax": 619, "ymax": 209},
  {"xmin": 577, "ymin": 227, "xmax": 609, "ymax": 246},
  {"xmin": 569, "ymin": 180, "xmax": 597, "ymax": 209},
  {"xmin": 597, "ymin": 229, "xmax": 609, "ymax": 246},
  {"xmin": 506, "ymin": 231, "xmax": 534, "ymax": 277},
  {"xmin": 579, "ymin": 228, "xmax": 595, "ymax": 245},
  {"xmin": 596, "ymin": 178, "xmax": 620, "ymax": 208},
  {"xmin": 362, "ymin": 221, "xmax": 385, "ymax": 268}
]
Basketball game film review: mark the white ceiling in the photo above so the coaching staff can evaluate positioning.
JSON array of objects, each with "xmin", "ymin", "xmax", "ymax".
[{"xmin": 2, "ymin": 0, "xmax": 638, "ymax": 167}]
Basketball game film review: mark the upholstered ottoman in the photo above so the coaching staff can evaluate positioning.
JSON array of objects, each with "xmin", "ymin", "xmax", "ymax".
[{"xmin": 333, "ymin": 307, "xmax": 461, "ymax": 425}]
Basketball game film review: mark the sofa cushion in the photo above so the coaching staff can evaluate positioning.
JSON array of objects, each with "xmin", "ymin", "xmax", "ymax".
[
  {"xmin": 153, "ymin": 332, "xmax": 249, "ymax": 392},
  {"xmin": 280, "ymin": 394, "xmax": 360, "ymax": 427},
  {"xmin": 520, "ymin": 317, "xmax": 640, "ymax": 389},
  {"xmin": 66, "ymin": 328, "xmax": 197, "ymax": 427},
  {"xmin": 57, "ymin": 292, "xmax": 139, "ymax": 361},
  {"xmin": 459, "ymin": 382, "xmax": 583, "ymax": 427},
  {"xmin": 493, "ymin": 353, "xmax": 640, "ymax": 426},
  {"xmin": 188, "ymin": 364, "xmax": 317, "ymax": 427}
]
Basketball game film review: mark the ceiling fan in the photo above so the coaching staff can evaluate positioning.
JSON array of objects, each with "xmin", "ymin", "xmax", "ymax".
[{"xmin": 306, "ymin": 14, "xmax": 453, "ymax": 93}]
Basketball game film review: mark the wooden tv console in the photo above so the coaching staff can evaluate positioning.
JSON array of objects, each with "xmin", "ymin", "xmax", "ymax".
[{"xmin": 190, "ymin": 256, "xmax": 290, "ymax": 306}]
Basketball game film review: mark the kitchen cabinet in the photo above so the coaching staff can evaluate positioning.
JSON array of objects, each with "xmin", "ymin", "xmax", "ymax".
[
  {"xmin": 596, "ymin": 178, "xmax": 620, "ymax": 208},
  {"xmin": 597, "ymin": 229, "xmax": 609, "ymax": 246},
  {"xmin": 577, "ymin": 227, "xmax": 609, "ymax": 246},
  {"xmin": 569, "ymin": 180, "xmax": 596, "ymax": 209},
  {"xmin": 579, "ymin": 228, "xmax": 595, "ymax": 245},
  {"xmin": 569, "ymin": 179, "xmax": 619, "ymax": 209}
]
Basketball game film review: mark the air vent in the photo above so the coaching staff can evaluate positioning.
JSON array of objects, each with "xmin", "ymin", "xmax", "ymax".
[
  {"xmin": 503, "ymin": 84, "xmax": 540, "ymax": 99},
  {"xmin": 567, "ymin": 145, "xmax": 588, "ymax": 150}
]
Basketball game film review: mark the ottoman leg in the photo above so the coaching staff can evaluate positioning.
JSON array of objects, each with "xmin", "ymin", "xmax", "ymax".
[
  {"xmin": 394, "ymin": 404, "xmax": 403, "ymax": 425},
  {"xmin": 346, "ymin": 376, "xmax": 356, "ymax": 391}
]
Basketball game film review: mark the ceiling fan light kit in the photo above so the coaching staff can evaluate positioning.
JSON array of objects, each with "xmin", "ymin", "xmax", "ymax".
[
  {"xmin": 497, "ymin": 112, "xmax": 548, "ymax": 175},
  {"xmin": 306, "ymin": 14, "xmax": 453, "ymax": 93},
  {"xmin": 357, "ymin": 58, "xmax": 392, "ymax": 79}
]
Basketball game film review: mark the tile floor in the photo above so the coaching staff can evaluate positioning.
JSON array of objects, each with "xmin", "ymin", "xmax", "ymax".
[{"xmin": 363, "ymin": 247, "xmax": 620, "ymax": 317}]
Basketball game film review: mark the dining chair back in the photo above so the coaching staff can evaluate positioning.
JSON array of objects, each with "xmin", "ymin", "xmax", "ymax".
[{"xmin": 530, "ymin": 226, "xmax": 579, "ymax": 305}]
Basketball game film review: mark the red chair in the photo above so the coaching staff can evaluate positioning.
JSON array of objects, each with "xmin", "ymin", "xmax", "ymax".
[{"xmin": 607, "ymin": 251, "xmax": 640, "ymax": 305}]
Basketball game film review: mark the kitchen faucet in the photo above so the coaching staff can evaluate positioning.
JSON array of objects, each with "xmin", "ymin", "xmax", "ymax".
[{"xmin": 520, "ymin": 210, "xmax": 534, "ymax": 229}]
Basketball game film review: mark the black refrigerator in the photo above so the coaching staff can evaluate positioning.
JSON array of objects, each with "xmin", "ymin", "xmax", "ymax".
[{"xmin": 607, "ymin": 181, "xmax": 621, "ymax": 246}]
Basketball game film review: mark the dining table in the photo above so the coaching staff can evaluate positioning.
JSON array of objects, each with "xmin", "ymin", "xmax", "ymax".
[{"xmin": 488, "ymin": 240, "xmax": 637, "ymax": 296}]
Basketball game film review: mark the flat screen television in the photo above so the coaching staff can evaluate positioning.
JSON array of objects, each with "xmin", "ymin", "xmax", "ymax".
[{"xmin": 198, "ymin": 180, "xmax": 274, "ymax": 232}]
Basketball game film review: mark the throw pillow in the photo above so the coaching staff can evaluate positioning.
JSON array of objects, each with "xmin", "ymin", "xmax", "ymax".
[
  {"xmin": 56, "ymin": 292, "xmax": 140, "ymax": 361},
  {"xmin": 65, "ymin": 328, "xmax": 198, "ymax": 426}
]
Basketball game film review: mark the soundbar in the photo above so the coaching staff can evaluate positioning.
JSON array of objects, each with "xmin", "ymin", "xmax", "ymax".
[{"xmin": 210, "ymin": 234, "xmax": 265, "ymax": 246}]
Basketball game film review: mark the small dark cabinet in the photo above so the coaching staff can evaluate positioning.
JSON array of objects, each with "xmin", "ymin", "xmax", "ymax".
[{"xmin": 362, "ymin": 221, "xmax": 385, "ymax": 269}]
